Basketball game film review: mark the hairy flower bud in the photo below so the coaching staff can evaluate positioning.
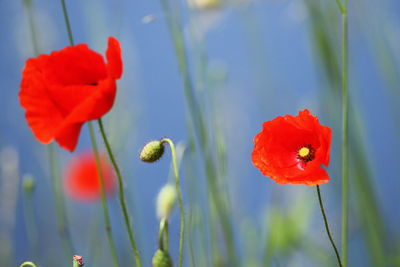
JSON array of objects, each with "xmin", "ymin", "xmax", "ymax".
[
  {"xmin": 152, "ymin": 249, "xmax": 172, "ymax": 267},
  {"xmin": 156, "ymin": 184, "xmax": 177, "ymax": 219},
  {"xmin": 73, "ymin": 255, "xmax": 84, "ymax": 267},
  {"xmin": 140, "ymin": 140, "xmax": 165, "ymax": 163}
]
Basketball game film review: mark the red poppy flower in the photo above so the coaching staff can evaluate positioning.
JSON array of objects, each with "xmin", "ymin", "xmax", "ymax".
[
  {"xmin": 19, "ymin": 37, "xmax": 122, "ymax": 152},
  {"xmin": 251, "ymin": 109, "xmax": 332, "ymax": 186},
  {"xmin": 64, "ymin": 151, "xmax": 116, "ymax": 201}
]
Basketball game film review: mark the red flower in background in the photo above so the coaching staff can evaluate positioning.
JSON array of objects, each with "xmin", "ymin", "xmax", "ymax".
[
  {"xmin": 252, "ymin": 109, "xmax": 332, "ymax": 186},
  {"xmin": 64, "ymin": 151, "xmax": 116, "ymax": 201},
  {"xmin": 19, "ymin": 37, "xmax": 123, "ymax": 152}
]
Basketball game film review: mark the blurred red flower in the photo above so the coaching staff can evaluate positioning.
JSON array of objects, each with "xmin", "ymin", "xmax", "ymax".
[
  {"xmin": 64, "ymin": 151, "xmax": 116, "ymax": 201},
  {"xmin": 19, "ymin": 37, "xmax": 122, "ymax": 152},
  {"xmin": 252, "ymin": 109, "xmax": 332, "ymax": 186}
]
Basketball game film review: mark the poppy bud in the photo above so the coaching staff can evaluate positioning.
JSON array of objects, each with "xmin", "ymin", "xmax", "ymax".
[
  {"xmin": 152, "ymin": 249, "xmax": 173, "ymax": 267},
  {"xmin": 188, "ymin": 0, "xmax": 221, "ymax": 10},
  {"xmin": 22, "ymin": 174, "xmax": 35, "ymax": 194},
  {"xmin": 73, "ymin": 255, "xmax": 84, "ymax": 267},
  {"xmin": 140, "ymin": 140, "xmax": 165, "ymax": 163},
  {"xmin": 156, "ymin": 184, "xmax": 177, "ymax": 219}
]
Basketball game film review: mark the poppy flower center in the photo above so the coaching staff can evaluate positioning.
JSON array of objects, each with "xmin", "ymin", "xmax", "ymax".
[
  {"xmin": 299, "ymin": 147, "xmax": 310, "ymax": 157},
  {"xmin": 297, "ymin": 145, "xmax": 315, "ymax": 162}
]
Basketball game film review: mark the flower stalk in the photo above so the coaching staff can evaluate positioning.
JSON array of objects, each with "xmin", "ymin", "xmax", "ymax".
[
  {"xmin": 88, "ymin": 122, "xmax": 120, "ymax": 267},
  {"xmin": 335, "ymin": 0, "xmax": 349, "ymax": 265},
  {"xmin": 160, "ymin": 138, "xmax": 185, "ymax": 267},
  {"xmin": 98, "ymin": 118, "xmax": 142, "ymax": 267},
  {"xmin": 316, "ymin": 185, "xmax": 343, "ymax": 267}
]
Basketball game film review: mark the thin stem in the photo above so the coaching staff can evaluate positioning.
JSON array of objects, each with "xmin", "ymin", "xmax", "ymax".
[
  {"xmin": 159, "ymin": 1, "xmax": 237, "ymax": 265},
  {"xmin": 341, "ymin": 6, "xmax": 349, "ymax": 267},
  {"xmin": 316, "ymin": 185, "xmax": 343, "ymax": 267},
  {"xmin": 158, "ymin": 218, "xmax": 169, "ymax": 252},
  {"xmin": 60, "ymin": 0, "xmax": 74, "ymax": 45},
  {"xmin": 22, "ymin": 181, "xmax": 38, "ymax": 258},
  {"xmin": 88, "ymin": 122, "xmax": 120, "ymax": 267},
  {"xmin": 335, "ymin": 0, "xmax": 346, "ymax": 14},
  {"xmin": 47, "ymin": 144, "xmax": 74, "ymax": 260},
  {"xmin": 161, "ymin": 138, "xmax": 185, "ymax": 267},
  {"xmin": 23, "ymin": 0, "xmax": 74, "ymax": 261},
  {"xmin": 19, "ymin": 262, "xmax": 37, "ymax": 267},
  {"xmin": 22, "ymin": 0, "xmax": 40, "ymax": 54},
  {"xmin": 97, "ymin": 118, "xmax": 142, "ymax": 267},
  {"xmin": 58, "ymin": 1, "xmax": 120, "ymax": 265}
]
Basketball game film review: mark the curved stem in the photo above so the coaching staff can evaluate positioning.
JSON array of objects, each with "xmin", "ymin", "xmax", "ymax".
[
  {"xmin": 161, "ymin": 138, "xmax": 185, "ymax": 267},
  {"xmin": 316, "ymin": 185, "xmax": 343, "ymax": 267},
  {"xmin": 97, "ymin": 118, "xmax": 142, "ymax": 267},
  {"xmin": 88, "ymin": 122, "xmax": 120, "ymax": 267},
  {"xmin": 158, "ymin": 218, "xmax": 169, "ymax": 252},
  {"xmin": 20, "ymin": 262, "xmax": 37, "ymax": 267}
]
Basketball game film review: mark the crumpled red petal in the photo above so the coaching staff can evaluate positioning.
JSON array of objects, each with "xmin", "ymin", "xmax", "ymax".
[{"xmin": 19, "ymin": 37, "xmax": 123, "ymax": 152}]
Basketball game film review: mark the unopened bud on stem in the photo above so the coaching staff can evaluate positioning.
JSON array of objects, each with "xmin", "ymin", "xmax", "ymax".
[
  {"xmin": 152, "ymin": 249, "xmax": 172, "ymax": 267},
  {"xmin": 156, "ymin": 184, "xmax": 177, "ymax": 219},
  {"xmin": 140, "ymin": 140, "xmax": 165, "ymax": 163}
]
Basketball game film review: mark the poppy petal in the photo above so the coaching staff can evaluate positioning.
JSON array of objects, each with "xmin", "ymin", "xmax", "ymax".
[
  {"xmin": 44, "ymin": 44, "xmax": 108, "ymax": 86},
  {"xmin": 106, "ymin": 37, "xmax": 123, "ymax": 79},
  {"xmin": 54, "ymin": 123, "xmax": 84, "ymax": 152},
  {"xmin": 19, "ymin": 57, "xmax": 64, "ymax": 143}
]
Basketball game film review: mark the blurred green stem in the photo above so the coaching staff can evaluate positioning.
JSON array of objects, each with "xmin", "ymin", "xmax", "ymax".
[
  {"xmin": 340, "ymin": 4, "xmax": 349, "ymax": 266},
  {"xmin": 161, "ymin": 138, "xmax": 184, "ymax": 267},
  {"xmin": 60, "ymin": 0, "xmax": 74, "ymax": 45},
  {"xmin": 97, "ymin": 119, "xmax": 142, "ymax": 267},
  {"xmin": 88, "ymin": 122, "xmax": 120, "ymax": 267},
  {"xmin": 316, "ymin": 185, "xmax": 342, "ymax": 266},
  {"xmin": 159, "ymin": 1, "xmax": 237, "ymax": 265},
  {"xmin": 22, "ymin": 181, "xmax": 38, "ymax": 258},
  {"xmin": 48, "ymin": 144, "xmax": 74, "ymax": 260},
  {"xmin": 59, "ymin": 0, "xmax": 120, "ymax": 265},
  {"xmin": 22, "ymin": 0, "xmax": 39, "ymax": 54},
  {"xmin": 24, "ymin": 0, "xmax": 74, "ymax": 261}
]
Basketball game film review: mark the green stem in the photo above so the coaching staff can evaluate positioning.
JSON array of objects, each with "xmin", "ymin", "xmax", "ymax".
[
  {"xmin": 158, "ymin": 218, "xmax": 169, "ymax": 252},
  {"xmin": 316, "ymin": 185, "xmax": 342, "ymax": 267},
  {"xmin": 97, "ymin": 118, "xmax": 142, "ymax": 267},
  {"xmin": 48, "ymin": 144, "xmax": 74, "ymax": 260},
  {"xmin": 19, "ymin": 262, "xmax": 37, "ymax": 267},
  {"xmin": 60, "ymin": 0, "xmax": 74, "ymax": 45},
  {"xmin": 341, "ymin": 7, "xmax": 349, "ymax": 267},
  {"xmin": 58, "ymin": 1, "xmax": 120, "ymax": 265},
  {"xmin": 22, "ymin": 182, "xmax": 38, "ymax": 258},
  {"xmin": 159, "ymin": 1, "xmax": 237, "ymax": 265},
  {"xmin": 160, "ymin": 138, "xmax": 185, "ymax": 267},
  {"xmin": 335, "ymin": 0, "xmax": 346, "ymax": 14},
  {"xmin": 22, "ymin": 0, "xmax": 40, "ymax": 54},
  {"xmin": 88, "ymin": 122, "xmax": 120, "ymax": 267}
]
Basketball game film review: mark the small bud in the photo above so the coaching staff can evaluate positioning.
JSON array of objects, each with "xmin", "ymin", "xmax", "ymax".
[
  {"xmin": 152, "ymin": 249, "xmax": 173, "ymax": 267},
  {"xmin": 73, "ymin": 255, "xmax": 84, "ymax": 267},
  {"xmin": 188, "ymin": 0, "xmax": 221, "ymax": 10},
  {"xmin": 156, "ymin": 184, "xmax": 177, "ymax": 219},
  {"xmin": 140, "ymin": 140, "xmax": 165, "ymax": 163},
  {"xmin": 22, "ymin": 174, "xmax": 35, "ymax": 194}
]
